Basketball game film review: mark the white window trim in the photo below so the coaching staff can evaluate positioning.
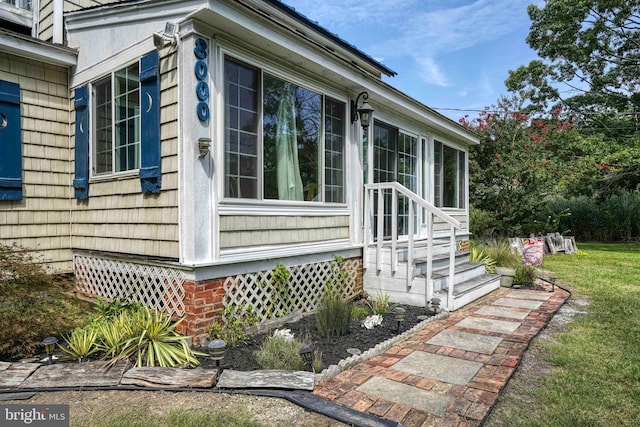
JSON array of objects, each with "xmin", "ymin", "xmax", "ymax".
[
  {"xmin": 88, "ymin": 58, "xmax": 142, "ymax": 181},
  {"xmin": 216, "ymin": 47, "xmax": 350, "ymax": 209}
]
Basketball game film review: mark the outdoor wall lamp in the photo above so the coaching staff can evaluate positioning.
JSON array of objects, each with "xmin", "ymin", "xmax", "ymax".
[
  {"xmin": 153, "ymin": 21, "xmax": 177, "ymax": 48},
  {"xmin": 42, "ymin": 336, "xmax": 58, "ymax": 365},
  {"xmin": 198, "ymin": 138, "xmax": 211, "ymax": 159},
  {"xmin": 351, "ymin": 91, "xmax": 374, "ymax": 130}
]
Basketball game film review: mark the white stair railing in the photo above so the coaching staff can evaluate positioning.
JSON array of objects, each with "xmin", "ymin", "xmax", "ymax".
[{"xmin": 363, "ymin": 182, "xmax": 462, "ymax": 309}]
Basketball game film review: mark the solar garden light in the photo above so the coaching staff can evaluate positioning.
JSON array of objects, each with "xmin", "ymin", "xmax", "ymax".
[
  {"xmin": 430, "ymin": 297, "xmax": 441, "ymax": 314},
  {"xmin": 42, "ymin": 336, "xmax": 58, "ymax": 365},
  {"xmin": 393, "ymin": 306, "xmax": 406, "ymax": 332},
  {"xmin": 299, "ymin": 343, "xmax": 315, "ymax": 371},
  {"xmin": 208, "ymin": 339, "xmax": 226, "ymax": 373}
]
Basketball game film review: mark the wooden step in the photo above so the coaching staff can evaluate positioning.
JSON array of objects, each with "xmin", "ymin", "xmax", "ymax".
[{"xmin": 443, "ymin": 273, "xmax": 500, "ymax": 297}]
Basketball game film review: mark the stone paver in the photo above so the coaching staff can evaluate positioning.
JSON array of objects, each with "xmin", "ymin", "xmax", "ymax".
[
  {"xmin": 506, "ymin": 290, "xmax": 551, "ymax": 301},
  {"xmin": 427, "ymin": 329, "xmax": 503, "ymax": 354},
  {"xmin": 476, "ymin": 305, "xmax": 529, "ymax": 320},
  {"xmin": 357, "ymin": 376, "xmax": 452, "ymax": 416},
  {"xmin": 454, "ymin": 316, "xmax": 521, "ymax": 334},
  {"xmin": 392, "ymin": 351, "xmax": 483, "ymax": 385},
  {"xmin": 493, "ymin": 297, "xmax": 542, "ymax": 309}
]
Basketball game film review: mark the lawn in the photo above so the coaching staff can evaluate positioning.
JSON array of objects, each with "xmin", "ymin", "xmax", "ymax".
[{"xmin": 487, "ymin": 242, "xmax": 640, "ymax": 426}]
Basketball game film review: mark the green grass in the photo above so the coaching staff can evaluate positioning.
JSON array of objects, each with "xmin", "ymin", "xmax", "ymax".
[
  {"xmin": 488, "ymin": 242, "xmax": 640, "ymax": 426},
  {"xmin": 73, "ymin": 407, "xmax": 263, "ymax": 427}
]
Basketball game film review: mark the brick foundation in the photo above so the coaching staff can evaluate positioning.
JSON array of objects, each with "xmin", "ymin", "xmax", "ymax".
[{"xmin": 175, "ymin": 256, "xmax": 364, "ymax": 343}]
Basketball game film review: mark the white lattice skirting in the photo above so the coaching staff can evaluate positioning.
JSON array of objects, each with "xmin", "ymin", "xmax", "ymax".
[
  {"xmin": 223, "ymin": 258, "xmax": 360, "ymax": 323},
  {"xmin": 73, "ymin": 255, "xmax": 186, "ymax": 317}
]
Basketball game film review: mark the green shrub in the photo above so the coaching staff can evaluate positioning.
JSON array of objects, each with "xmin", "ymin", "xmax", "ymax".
[
  {"xmin": 365, "ymin": 291, "xmax": 392, "ymax": 315},
  {"xmin": 514, "ymin": 264, "xmax": 537, "ymax": 287},
  {"xmin": 254, "ymin": 335, "xmax": 306, "ymax": 371},
  {"xmin": 315, "ymin": 288, "xmax": 352, "ymax": 338},
  {"xmin": 542, "ymin": 191, "xmax": 640, "ymax": 242},
  {"xmin": 351, "ymin": 304, "xmax": 369, "ymax": 320},
  {"xmin": 469, "ymin": 206, "xmax": 499, "ymax": 240},
  {"xmin": 483, "ymin": 240, "xmax": 521, "ymax": 268},
  {"xmin": 0, "ymin": 244, "xmax": 89, "ymax": 360},
  {"xmin": 91, "ymin": 296, "xmax": 142, "ymax": 324},
  {"xmin": 207, "ymin": 305, "xmax": 259, "ymax": 347}
]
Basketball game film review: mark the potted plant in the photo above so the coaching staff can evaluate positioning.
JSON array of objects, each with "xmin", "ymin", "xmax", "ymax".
[{"xmin": 484, "ymin": 241, "xmax": 521, "ymax": 287}]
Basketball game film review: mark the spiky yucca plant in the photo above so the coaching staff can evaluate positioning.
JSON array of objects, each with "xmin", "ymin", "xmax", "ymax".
[
  {"xmin": 108, "ymin": 307, "xmax": 203, "ymax": 368},
  {"xmin": 59, "ymin": 327, "xmax": 99, "ymax": 362}
]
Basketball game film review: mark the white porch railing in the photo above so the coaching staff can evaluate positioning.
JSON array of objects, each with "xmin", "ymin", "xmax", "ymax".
[{"xmin": 363, "ymin": 182, "xmax": 462, "ymax": 309}]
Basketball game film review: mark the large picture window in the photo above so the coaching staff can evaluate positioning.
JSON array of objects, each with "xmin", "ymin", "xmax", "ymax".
[
  {"xmin": 434, "ymin": 141, "xmax": 465, "ymax": 208},
  {"xmin": 224, "ymin": 56, "xmax": 345, "ymax": 203},
  {"xmin": 93, "ymin": 62, "xmax": 141, "ymax": 176}
]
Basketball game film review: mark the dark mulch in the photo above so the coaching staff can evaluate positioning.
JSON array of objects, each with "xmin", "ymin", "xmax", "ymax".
[{"xmin": 198, "ymin": 303, "xmax": 434, "ymax": 372}]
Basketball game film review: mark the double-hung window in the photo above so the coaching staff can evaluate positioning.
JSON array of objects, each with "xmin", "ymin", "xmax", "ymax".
[
  {"xmin": 224, "ymin": 56, "xmax": 345, "ymax": 203},
  {"xmin": 93, "ymin": 63, "xmax": 141, "ymax": 176},
  {"xmin": 74, "ymin": 50, "xmax": 160, "ymax": 199},
  {"xmin": 434, "ymin": 141, "xmax": 465, "ymax": 208}
]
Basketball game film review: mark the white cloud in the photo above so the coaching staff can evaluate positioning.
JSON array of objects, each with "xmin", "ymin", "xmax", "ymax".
[
  {"xmin": 416, "ymin": 57, "xmax": 449, "ymax": 87},
  {"xmin": 372, "ymin": 0, "xmax": 532, "ymax": 58}
]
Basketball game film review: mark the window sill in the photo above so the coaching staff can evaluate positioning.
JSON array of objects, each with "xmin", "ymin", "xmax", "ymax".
[
  {"xmin": 90, "ymin": 170, "xmax": 139, "ymax": 183},
  {"xmin": 218, "ymin": 200, "xmax": 350, "ymax": 216}
]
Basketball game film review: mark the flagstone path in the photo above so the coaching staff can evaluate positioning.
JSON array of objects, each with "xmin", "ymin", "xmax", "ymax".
[{"xmin": 312, "ymin": 284, "xmax": 569, "ymax": 426}]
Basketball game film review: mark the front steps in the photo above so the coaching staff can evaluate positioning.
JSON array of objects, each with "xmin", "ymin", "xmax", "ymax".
[{"xmin": 363, "ymin": 243, "xmax": 500, "ymax": 311}]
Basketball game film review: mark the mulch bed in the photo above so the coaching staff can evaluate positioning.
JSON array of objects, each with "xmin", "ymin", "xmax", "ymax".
[{"xmin": 198, "ymin": 303, "xmax": 434, "ymax": 372}]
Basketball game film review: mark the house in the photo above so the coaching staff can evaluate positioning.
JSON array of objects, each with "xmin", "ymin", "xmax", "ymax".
[{"xmin": 0, "ymin": 0, "xmax": 498, "ymax": 339}]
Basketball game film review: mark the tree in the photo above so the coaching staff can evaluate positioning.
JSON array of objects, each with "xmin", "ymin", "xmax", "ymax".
[{"xmin": 506, "ymin": 0, "xmax": 640, "ymax": 137}]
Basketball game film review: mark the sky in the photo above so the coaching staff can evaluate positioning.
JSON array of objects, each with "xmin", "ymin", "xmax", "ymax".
[{"xmin": 282, "ymin": 0, "xmax": 543, "ymax": 122}]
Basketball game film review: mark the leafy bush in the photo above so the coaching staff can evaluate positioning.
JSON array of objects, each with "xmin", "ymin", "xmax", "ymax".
[
  {"xmin": 207, "ymin": 305, "xmax": 259, "ymax": 347},
  {"xmin": 351, "ymin": 304, "xmax": 369, "ymax": 321},
  {"xmin": 0, "ymin": 244, "xmax": 89, "ymax": 360},
  {"xmin": 514, "ymin": 264, "xmax": 537, "ymax": 287},
  {"xmin": 544, "ymin": 191, "xmax": 640, "ymax": 242},
  {"xmin": 254, "ymin": 335, "xmax": 306, "ymax": 371},
  {"xmin": 469, "ymin": 206, "xmax": 499, "ymax": 240}
]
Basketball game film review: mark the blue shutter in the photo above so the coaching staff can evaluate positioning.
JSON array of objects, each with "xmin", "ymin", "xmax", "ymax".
[
  {"xmin": 0, "ymin": 80, "xmax": 22, "ymax": 201},
  {"xmin": 73, "ymin": 85, "xmax": 90, "ymax": 199},
  {"xmin": 139, "ymin": 50, "xmax": 161, "ymax": 193}
]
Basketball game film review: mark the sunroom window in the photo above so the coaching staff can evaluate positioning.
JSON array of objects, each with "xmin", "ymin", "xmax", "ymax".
[
  {"xmin": 434, "ymin": 141, "xmax": 465, "ymax": 208},
  {"xmin": 224, "ymin": 56, "xmax": 345, "ymax": 203},
  {"xmin": 92, "ymin": 62, "xmax": 141, "ymax": 176}
]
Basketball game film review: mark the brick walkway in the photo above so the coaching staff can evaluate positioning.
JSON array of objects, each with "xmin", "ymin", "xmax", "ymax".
[{"xmin": 313, "ymin": 283, "xmax": 570, "ymax": 426}]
